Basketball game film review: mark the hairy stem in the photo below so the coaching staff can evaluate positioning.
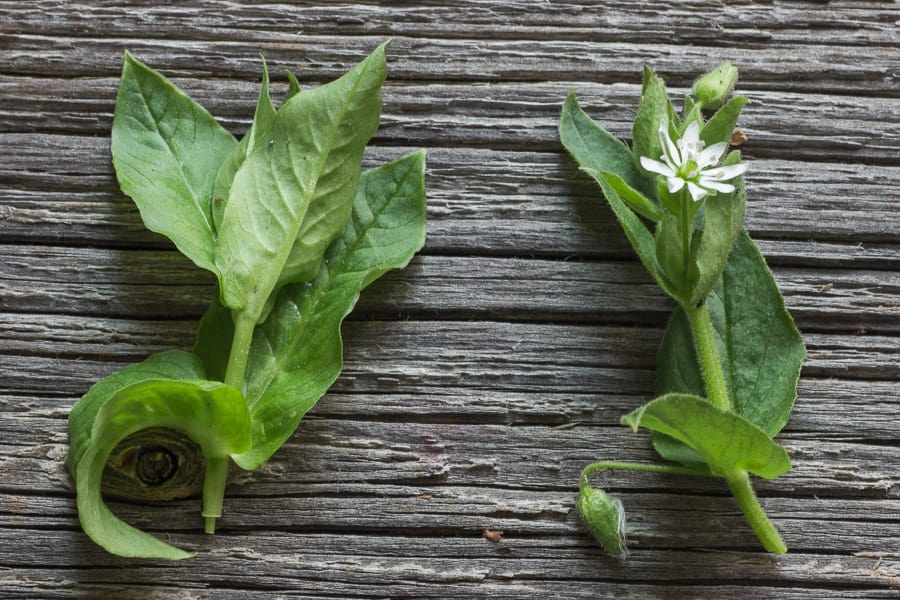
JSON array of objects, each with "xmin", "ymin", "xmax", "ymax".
[
  {"xmin": 686, "ymin": 303, "xmax": 730, "ymax": 412},
  {"xmin": 580, "ymin": 461, "xmax": 710, "ymax": 493},
  {"xmin": 725, "ymin": 470, "xmax": 787, "ymax": 554},
  {"xmin": 686, "ymin": 301, "xmax": 786, "ymax": 553}
]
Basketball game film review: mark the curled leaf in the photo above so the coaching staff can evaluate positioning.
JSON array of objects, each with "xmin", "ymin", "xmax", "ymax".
[{"xmin": 73, "ymin": 379, "xmax": 251, "ymax": 559}]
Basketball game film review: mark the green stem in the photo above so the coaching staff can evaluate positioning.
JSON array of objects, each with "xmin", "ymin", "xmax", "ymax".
[
  {"xmin": 685, "ymin": 301, "xmax": 786, "ymax": 553},
  {"xmin": 224, "ymin": 311, "xmax": 256, "ymax": 390},
  {"xmin": 680, "ymin": 190, "xmax": 691, "ymax": 292},
  {"xmin": 205, "ymin": 310, "xmax": 256, "ymax": 535},
  {"xmin": 201, "ymin": 456, "xmax": 230, "ymax": 534},
  {"xmin": 725, "ymin": 470, "xmax": 787, "ymax": 554},
  {"xmin": 580, "ymin": 461, "xmax": 710, "ymax": 493},
  {"xmin": 685, "ymin": 303, "xmax": 730, "ymax": 412}
]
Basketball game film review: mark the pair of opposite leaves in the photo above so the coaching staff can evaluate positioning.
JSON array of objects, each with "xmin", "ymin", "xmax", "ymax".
[{"xmin": 67, "ymin": 44, "xmax": 428, "ymax": 559}]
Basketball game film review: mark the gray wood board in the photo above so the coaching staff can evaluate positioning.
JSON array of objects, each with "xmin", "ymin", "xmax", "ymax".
[{"xmin": 1, "ymin": 1, "xmax": 898, "ymax": 598}]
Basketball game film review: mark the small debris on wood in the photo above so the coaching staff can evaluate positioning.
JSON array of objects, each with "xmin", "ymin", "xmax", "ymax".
[
  {"xmin": 730, "ymin": 129, "xmax": 748, "ymax": 146},
  {"xmin": 818, "ymin": 283, "xmax": 834, "ymax": 293},
  {"xmin": 414, "ymin": 493, "xmax": 433, "ymax": 500},
  {"xmin": 483, "ymin": 529, "xmax": 503, "ymax": 542},
  {"xmin": 854, "ymin": 328, "xmax": 867, "ymax": 335}
]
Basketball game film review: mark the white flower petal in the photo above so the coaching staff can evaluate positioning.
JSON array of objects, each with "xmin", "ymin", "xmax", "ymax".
[
  {"xmin": 667, "ymin": 176, "xmax": 686, "ymax": 194},
  {"xmin": 703, "ymin": 162, "xmax": 748, "ymax": 181},
  {"xmin": 687, "ymin": 181, "xmax": 707, "ymax": 202},
  {"xmin": 658, "ymin": 123, "xmax": 682, "ymax": 167},
  {"xmin": 640, "ymin": 156, "xmax": 676, "ymax": 177},
  {"xmin": 696, "ymin": 142, "xmax": 728, "ymax": 168},
  {"xmin": 697, "ymin": 177, "xmax": 736, "ymax": 193},
  {"xmin": 682, "ymin": 121, "xmax": 701, "ymax": 149}
]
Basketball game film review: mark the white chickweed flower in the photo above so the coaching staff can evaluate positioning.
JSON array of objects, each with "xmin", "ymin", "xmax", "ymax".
[{"xmin": 639, "ymin": 121, "xmax": 748, "ymax": 202}]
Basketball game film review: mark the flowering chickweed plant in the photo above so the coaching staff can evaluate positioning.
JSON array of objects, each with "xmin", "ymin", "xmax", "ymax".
[{"xmin": 559, "ymin": 63, "xmax": 805, "ymax": 555}]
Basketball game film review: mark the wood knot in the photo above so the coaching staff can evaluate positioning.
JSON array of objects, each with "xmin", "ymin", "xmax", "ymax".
[
  {"xmin": 135, "ymin": 444, "xmax": 179, "ymax": 486},
  {"xmin": 102, "ymin": 427, "xmax": 205, "ymax": 502}
]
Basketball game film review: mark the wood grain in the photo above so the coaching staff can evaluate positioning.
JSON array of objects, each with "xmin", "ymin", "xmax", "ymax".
[{"xmin": 1, "ymin": 1, "xmax": 898, "ymax": 598}]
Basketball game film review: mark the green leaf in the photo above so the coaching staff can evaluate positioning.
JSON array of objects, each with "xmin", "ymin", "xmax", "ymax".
[
  {"xmin": 622, "ymin": 393, "xmax": 791, "ymax": 479},
  {"xmin": 689, "ymin": 151, "xmax": 747, "ymax": 305},
  {"xmin": 215, "ymin": 43, "xmax": 387, "ymax": 321},
  {"xmin": 66, "ymin": 350, "xmax": 206, "ymax": 475},
  {"xmin": 74, "ymin": 379, "xmax": 251, "ymax": 559},
  {"xmin": 700, "ymin": 96, "xmax": 748, "ymax": 147},
  {"xmin": 193, "ymin": 292, "xmax": 234, "ymax": 383},
  {"xmin": 657, "ymin": 232, "xmax": 806, "ymax": 440},
  {"xmin": 233, "ymin": 150, "xmax": 427, "ymax": 469},
  {"xmin": 111, "ymin": 52, "xmax": 237, "ymax": 273},
  {"xmin": 654, "ymin": 212, "xmax": 691, "ymax": 301},
  {"xmin": 211, "ymin": 56, "xmax": 278, "ymax": 232},
  {"xmin": 603, "ymin": 171, "xmax": 662, "ymax": 223},
  {"xmin": 285, "ymin": 69, "xmax": 301, "ymax": 102},
  {"xmin": 559, "ymin": 91, "xmax": 656, "ymax": 200},
  {"xmin": 632, "ymin": 66, "xmax": 669, "ymax": 175},
  {"xmin": 581, "ymin": 169, "xmax": 678, "ymax": 301}
]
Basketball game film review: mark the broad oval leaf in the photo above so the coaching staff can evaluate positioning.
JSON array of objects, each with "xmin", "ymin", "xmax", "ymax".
[
  {"xmin": 232, "ymin": 150, "xmax": 427, "ymax": 469},
  {"xmin": 215, "ymin": 43, "xmax": 387, "ymax": 320},
  {"xmin": 74, "ymin": 379, "xmax": 251, "ymax": 559},
  {"xmin": 623, "ymin": 393, "xmax": 791, "ymax": 479},
  {"xmin": 111, "ymin": 52, "xmax": 237, "ymax": 273},
  {"xmin": 655, "ymin": 232, "xmax": 806, "ymax": 462}
]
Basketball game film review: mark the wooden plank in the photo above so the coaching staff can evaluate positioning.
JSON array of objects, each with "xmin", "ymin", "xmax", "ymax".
[
  {"xmin": 3, "ymin": 1, "xmax": 897, "ymax": 49},
  {"xmin": 1, "ymin": 136, "xmax": 898, "ymax": 260},
  {"xmin": 1, "ymin": 76, "xmax": 897, "ymax": 165},
  {"xmin": 2, "ymin": 246, "xmax": 898, "ymax": 332},
  {"xmin": 1, "ymin": 33, "xmax": 897, "ymax": 95}
]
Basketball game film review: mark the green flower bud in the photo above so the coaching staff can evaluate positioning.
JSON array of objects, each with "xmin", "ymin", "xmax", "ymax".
[
  {"xmin": 577, "ymin": 482, "xmax": 628, "ymax": 556},
  {"xmin": 693, "ymin": 61, "xmax": 739, "ymax": 110}
]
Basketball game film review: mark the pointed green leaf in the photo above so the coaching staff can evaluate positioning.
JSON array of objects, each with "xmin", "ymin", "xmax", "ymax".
[
  {"xmin": 111, "ymin": 52, "xmax": 237, "ymax": 273},
  {"xmin": 74, "ymin": 379, "xmax": 251, "ymax": 559},
  {"xmin": 603, "ymin": 171, "xmax": 662, "ymax": 223},
  {"xmin": 654, "ymin": 212, "xmax": 692, "ymax": 302},
  {"xmin": 582, "ymin": 169, "xmax": 678, "ymax": 301},
  {"xmin": 285, "ymin": 69, "xmax": 301, "ymax": 102},
  {"xmin": 559, "ymin": 91, "xmax": 656, "ymax": 199},
  {"xmin": 212, "ymin": 56, "xmax": 279, "ymax": 232},
  {"xmin": 689, "ymin": 151, "xmax": 747, "ymax": 305},
  {"xmin": 215, "ymin": 43, "xmax": 387, "ymax": 320},
  {"xmin": 233, "ymin": 150, "xmax": 427, "ymax": 469},
  {"xmin": 623, "ymin": 393, "xmax": 791, "ymax": 479},
  {"xmin": 700, "ymin": 96, "xmax": 748, "ymax": 147},
  {"xmin": 657, "ymin": 232, "xmax": 806, "ymax": 449},
  {"xmin": 632, "ymin": 66, "xmax": 669, "ymax": 175}
]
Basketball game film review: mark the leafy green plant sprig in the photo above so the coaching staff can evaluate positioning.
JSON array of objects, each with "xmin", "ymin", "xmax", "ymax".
[
  {"xmin": 66, "ymin": 44, "xmax": 427, "ymax": 559},
  {"xmin": 560, "ymin": 63, "xmax": 805, "ymax": 554}
]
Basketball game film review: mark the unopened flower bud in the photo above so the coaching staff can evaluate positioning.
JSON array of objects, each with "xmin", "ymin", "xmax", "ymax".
[
  {"xmin": 577, "ymin": 482, "xmax": 628, "ymax": 556},
  {"xmin": 693, "ymin": 61, "xmax": 739, "ymax": 110}
]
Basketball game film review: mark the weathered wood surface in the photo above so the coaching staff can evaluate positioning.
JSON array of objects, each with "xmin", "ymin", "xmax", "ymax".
[{"xmin": 1, "ymin": 1, "xmax": 898, "ymax": 598}]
